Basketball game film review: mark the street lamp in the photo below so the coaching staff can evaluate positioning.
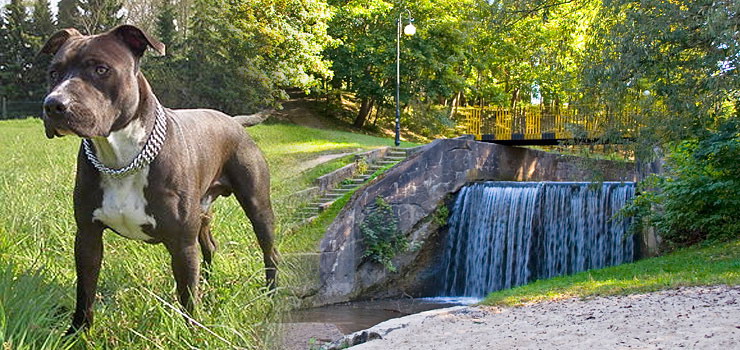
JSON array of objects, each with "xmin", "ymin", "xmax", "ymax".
[{"xmin": 395, "ymin": 10, "xmax": 415, "ymax": 147}]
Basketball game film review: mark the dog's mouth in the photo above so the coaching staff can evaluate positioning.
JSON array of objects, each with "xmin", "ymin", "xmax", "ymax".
[
  {"xmin": 42, "ymin": 104, "xmax": 102, "ymax": 139},
  {"xmin": 43, "ymin": 116, "xmax": 83, "ymax": 139}
]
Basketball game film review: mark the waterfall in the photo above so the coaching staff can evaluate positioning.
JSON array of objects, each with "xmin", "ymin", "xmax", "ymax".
[{"xmin": 439, "ymin": 182, "xmax": 636, "ymax": 298}]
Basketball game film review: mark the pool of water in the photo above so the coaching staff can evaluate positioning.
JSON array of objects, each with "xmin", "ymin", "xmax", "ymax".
[{"xmin": 286, "ymin": 297, "xmax": 479, "ymax": 334}]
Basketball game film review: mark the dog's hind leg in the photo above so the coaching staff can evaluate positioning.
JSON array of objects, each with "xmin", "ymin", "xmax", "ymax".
[
  {"xmin": 198, "ymin": 211, "xmax": 217, "ymax": 279},
  {"xmin": 224, "ymin": 144, "xmax": 278, "ymax": 290}
]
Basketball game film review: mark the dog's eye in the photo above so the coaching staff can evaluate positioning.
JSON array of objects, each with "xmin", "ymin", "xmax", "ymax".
[{"xmin": 95, "ymin": 66, "xmax": 110, "ymax": 76}]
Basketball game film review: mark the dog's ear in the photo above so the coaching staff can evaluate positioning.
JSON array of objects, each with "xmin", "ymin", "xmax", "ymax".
[
  {"xmin": 39, "ymin": 28, "xmax": 82, "ymax": 56},
  {"xmin": 111, "ymin": 25, "xmax": 166, "ymax": 57}
]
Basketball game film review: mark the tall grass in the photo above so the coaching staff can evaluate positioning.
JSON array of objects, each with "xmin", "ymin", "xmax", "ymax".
[{"xmin": 0, "ymin": 118, "xmax": 400, "ymax": 349}]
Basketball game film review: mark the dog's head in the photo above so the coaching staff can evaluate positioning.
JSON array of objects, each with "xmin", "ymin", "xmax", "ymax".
[{"xmin": 39, "ymin": 25, "xmax": 165, "ymax": 139}]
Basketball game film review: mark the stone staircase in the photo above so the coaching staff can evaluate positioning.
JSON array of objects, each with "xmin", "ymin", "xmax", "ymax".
[{"xmin": 294, "ymin": 147, "xmax": 412, "ymax": 221}]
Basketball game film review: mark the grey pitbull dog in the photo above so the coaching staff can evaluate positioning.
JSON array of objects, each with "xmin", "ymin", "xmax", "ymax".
[{"xmin": 39, "ymin": 25, "xmax": 278, "ymax": 333}]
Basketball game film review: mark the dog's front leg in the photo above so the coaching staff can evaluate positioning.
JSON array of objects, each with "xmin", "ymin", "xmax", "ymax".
[
  {"xmin": 68, "ymin": 225, "xmax": 104, "ymax": 334},
  {"xmin": 167, "ymin": 242, "xmax": 200, "ymax": 314}
]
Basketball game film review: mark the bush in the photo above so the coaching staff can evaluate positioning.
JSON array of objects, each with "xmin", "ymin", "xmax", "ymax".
[
  {"xmin": 360, "ymin": 197, "xmax": 409, "ymax": 271},
  {"xmin": 626, "ymin": 118, "xmax": 740, "ymax": 248}
]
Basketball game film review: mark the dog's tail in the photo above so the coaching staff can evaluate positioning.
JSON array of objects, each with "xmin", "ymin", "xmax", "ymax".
[{"xmin": 233, "ymin": 109, "xmax": 273, "ymax": 127}]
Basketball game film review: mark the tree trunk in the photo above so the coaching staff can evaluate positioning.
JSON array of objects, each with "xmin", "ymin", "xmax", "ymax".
[
  {"xmin": 510, "ymin": 88, "xmax": 520, "ymax": 109},
  {"xmin": 448, "ymin": 91, "xmax": 461, "ymax": 120},
  {"xmin": 353, "ymin": 97, "xmax": 374, "ymax": 128}
]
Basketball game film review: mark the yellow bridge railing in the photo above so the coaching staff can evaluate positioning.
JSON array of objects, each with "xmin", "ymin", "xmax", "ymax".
[{"xmin": 455, "ymin": 105, "xmax": 635, "ymax": 144}]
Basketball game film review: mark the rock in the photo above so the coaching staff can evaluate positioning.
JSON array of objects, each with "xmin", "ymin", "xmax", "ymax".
[{"xmin": 312, "ymin": 138, "xmax": 636, "ymax": 306}]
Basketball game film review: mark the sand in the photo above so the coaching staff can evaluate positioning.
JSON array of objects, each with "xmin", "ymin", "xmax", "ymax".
[{"xmin": 335, "ymin": 285, "xmax": 739, "ymax": 349}]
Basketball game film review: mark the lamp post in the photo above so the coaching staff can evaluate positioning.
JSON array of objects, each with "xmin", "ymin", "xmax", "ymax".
[{"xmin": 395, "ymin": 10, "xmax": 416, "ymax": 147}]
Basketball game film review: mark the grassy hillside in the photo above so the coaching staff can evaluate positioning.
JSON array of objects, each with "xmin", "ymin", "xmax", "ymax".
[
  {"xmin": 482, "ymin": 239, "xmax": 740, "ymax": 307},
  {"xmin": 0, "ymin": 118, "xmax": 406, "ymax": 349}
]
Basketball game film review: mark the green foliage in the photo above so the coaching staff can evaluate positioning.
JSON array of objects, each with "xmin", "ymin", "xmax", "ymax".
[
  {"xmin": 360, "ymin": 197, "xmax": 409, "ymax": 271},
  {"xmin": 356, "ymin": 158, "xmax": 369, "ymax": 174},
  {"xmin": 0, "ymin": 0, "xmax": 50, "ymax": 103},
  {"xmin": 325, "ymin": 0, "xmax": 602, "ymax": 135},
  {"xmin": 154, "ymin": 0, "xmax": 178, "ymax": 48},
  {"xmin": 145, "ymin": 0, "xmax": 335, "ymax": 114},
  {"xmin": 432, "ymin": 204, "xmax": 449, "ymax": 227},
  {"xmin": 624, "ymin": 119, "xmax": 740, "ymax": 249},
  {"xmin": 76, "ymin": 0, "xmax": 123, "ymax": 34},
  {"xmin": 482, "ymin": 239, "xmax": 740, "ymax": 306},
  {"xmin": 582, "ymin": 0, "xmax": 739, "ymax": 145},
  {"xmin": 56, "ymin": 0, "xmax": 80, "ymax": 28},
  {"xmin": 1, "ymin": 0, "xmax": 333, "ymax": 118}
]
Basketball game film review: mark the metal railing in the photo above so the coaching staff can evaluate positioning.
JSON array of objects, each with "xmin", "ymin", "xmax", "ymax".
[{"xmin": 454, "ymin": 105, "xmax": 636, "ymax": 143}]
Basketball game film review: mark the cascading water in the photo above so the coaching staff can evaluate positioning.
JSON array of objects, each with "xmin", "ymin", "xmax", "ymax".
[{"xmin": 439, "ymin": 181, "xmax": 636, "ymax": 298}]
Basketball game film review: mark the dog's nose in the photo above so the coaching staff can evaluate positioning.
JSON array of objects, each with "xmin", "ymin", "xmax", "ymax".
[{"xmin": 43, "ymin": 96, "xmax": 68, "ymax": 119}]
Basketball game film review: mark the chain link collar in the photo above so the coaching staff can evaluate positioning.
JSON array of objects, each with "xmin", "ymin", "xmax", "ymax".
[{"xmin": 83, "ymin": 103, "xmax": 167, "ymax": 178}]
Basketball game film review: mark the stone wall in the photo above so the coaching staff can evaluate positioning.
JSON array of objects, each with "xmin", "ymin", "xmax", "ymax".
[{"xmin": 312, "ymin": 139, "xmax": 636, "ymax": 305}]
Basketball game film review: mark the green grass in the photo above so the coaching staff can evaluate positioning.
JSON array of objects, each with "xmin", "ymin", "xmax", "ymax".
[
  {"xmin": 0, "ymin": 118, "xmax": 409, "ymax": 349},
  {"xmin": 481, "ymin": 239, "xmax": 740, "ymax": 307}
]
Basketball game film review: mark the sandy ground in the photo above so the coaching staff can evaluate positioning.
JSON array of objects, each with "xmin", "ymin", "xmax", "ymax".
[{"xmin": 333, "ymin": 285, "xmax": 739, "ymax": 349}]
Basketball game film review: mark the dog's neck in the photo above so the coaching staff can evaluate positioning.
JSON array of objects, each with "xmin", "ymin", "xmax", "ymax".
[{"xmin": 90, "ymin": 74, "xmax": 158, "ymax": 170}]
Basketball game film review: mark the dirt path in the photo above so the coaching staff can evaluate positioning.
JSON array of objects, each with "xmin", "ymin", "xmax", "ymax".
[
  {"xmin": 272, "ymin": 92, "xmax": 352, "ymax": 131},
  {"xmin": 332, "ymin": 285, "xmax": 739, "ymax": 349}
]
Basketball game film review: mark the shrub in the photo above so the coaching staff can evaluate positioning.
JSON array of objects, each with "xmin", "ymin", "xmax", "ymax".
[
  {"xmin": 360, "ymin": 197, "xmax": 409, "ymax": 271},
  {"xmin": 625, "ymin": 118, "xmax": 740, "ymax": 249}
]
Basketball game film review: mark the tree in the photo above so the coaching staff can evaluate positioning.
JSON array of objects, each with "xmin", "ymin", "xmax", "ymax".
[
  {"xmin": 57, "ymin": 0, "xmax": 80, "ymax": 29},
  {"xmin": 144, "ymin": 0, "xmax": 334, "ymax": 114},
  {"xmin": 155, "ymin": 0, "xmax": 178, "ymax": 48},
  {"xmin": 0, "ymin": 0, "xmax": 57, "ymax": 109},
  {"xmin": 123, "ymin": 0, "xmax": 159, "ymax": 34},
  {"xmin": 0, "ymin": 0, "xmax": 36, "ymax": 100},
  {"xmin": 591, "ymin": 0, "xmax": 740, "ymax": 248},
  {"xmin": 326, "ymin": 0, "xmax": 478, "ymax": 129},
  {"xmin": 30, "ymin": 0, "xmax": 55, "ymax": 38},
  {"xmin": 76, "ymin": 0, "xmax": 124, "ymax": 34},
  {"xmin": 582, "ymin": 0, "xmax": 739, "ymax": 145}
]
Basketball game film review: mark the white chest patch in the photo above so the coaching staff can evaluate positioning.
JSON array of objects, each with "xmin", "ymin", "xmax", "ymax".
[
  {"xmin": 93, "ymin": 168, "xmax": 156, "ymax": 240},
  {"xmin": 90, "ymin": 118, "xmax": 157, "ymax": 241}
]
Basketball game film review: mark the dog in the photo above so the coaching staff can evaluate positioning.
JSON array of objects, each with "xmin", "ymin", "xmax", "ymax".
[{"xmin": 39, "ymin": 25, "xmax": 278, "ymax": 333}]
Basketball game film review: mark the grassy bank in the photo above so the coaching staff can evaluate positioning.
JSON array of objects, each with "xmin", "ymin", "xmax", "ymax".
[
  {"xmin": 481, "ymin": 239, "xmax": 740, "ymax": 307},
  {"xmin": 0, "ymin": 118, "xmax": 404, "ymax": 349}
]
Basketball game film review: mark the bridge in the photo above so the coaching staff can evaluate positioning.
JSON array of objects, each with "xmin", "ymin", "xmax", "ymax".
[{"xmin": 455, "ymin": 105, "xmax": 635, "ymax": 145}]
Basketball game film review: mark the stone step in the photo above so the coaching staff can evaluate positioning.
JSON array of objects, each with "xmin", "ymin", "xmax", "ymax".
[
  {"xmin": 385, "ymin": 156, "xmax": 406, "ymax": 161},
  {"xmin": 317, "ymin": 200, "xmax": 336, "ymax": 208}
]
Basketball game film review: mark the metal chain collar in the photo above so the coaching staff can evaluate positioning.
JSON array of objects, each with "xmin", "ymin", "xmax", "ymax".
[{"xmin": 82, "ymin": 103, "xmax": 167, "ymax": 178}]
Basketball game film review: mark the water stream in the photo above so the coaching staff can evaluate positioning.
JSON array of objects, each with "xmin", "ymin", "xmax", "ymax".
[{"xmin": 439, "ymin": 181, "xmax": 636, "ymax": 298}]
